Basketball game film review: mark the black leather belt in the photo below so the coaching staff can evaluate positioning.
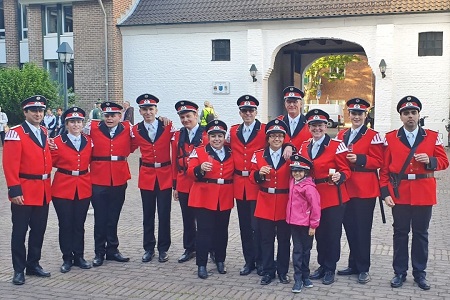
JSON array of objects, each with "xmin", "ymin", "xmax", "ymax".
[
  {"xmin": 197, "ymin": 178, "xmax": 233, "ymax": 184},
  {"xmin": 260, "ymin": 187, "xmax": 289, "ymax": 194},
  {"xmin": 92, "ymin": 156, "xmax": 127, "ymax": 161},
  {"xmin": 398, "ymin": 173, "xmax": 434, "ymax": 180},
  {"xmin": 351, "ymin": 167, "xmax": 377, "ymax": 173},
  {"xmin": 19, "ymin": 173, "xmax": 51, "ymax": 180},
  {"xmin": 314, "ymin": 177, "xmax": 329, "ymax": 184},
  {"xmin": 234, "ymin": 170, "xmax": 250, "ymax": 176},
  {"xmin": 57, "ymin": 168, "xmax": 89, "ymax": 176},
  {"xmin": 141, "ymin": 161, "xmax": 171, "ymax": 168}
]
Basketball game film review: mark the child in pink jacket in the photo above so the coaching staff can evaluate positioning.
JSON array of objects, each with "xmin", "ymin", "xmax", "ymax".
[{"xmin": 286, "ymin": 154, "xmax": 321, "ymax": 294}]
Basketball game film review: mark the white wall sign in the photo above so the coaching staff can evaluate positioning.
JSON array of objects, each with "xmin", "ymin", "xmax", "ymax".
[{"xmin": 212, "ymin": 81, "xmax": 230, "ymax": 94}]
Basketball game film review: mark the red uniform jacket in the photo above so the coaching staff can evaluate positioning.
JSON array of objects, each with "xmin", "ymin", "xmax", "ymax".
[
  {"xmin": 337, "ymin": 126, "xmax": 383, "ymax": 198},
  {"xmin": 229, "ymin": 120, "xmax": 266, "ymax": 201},
  {"xmin": 250, "ymin": 147, "xmax": 291, "ymax": 221},
  {"xmin": 171, "ymin": 126, "xmax": 206, "ymax": 193},
  {"xmin": 380, "ymin": 127, "xmax": 449, "ymax": 206},
  {"xmin": 51, "ymin": 133, "xmax": 92, "ymax": 200},
  {"xmin": 88, "ymin": 120, "xmax": 132, "ymax": 186},
  {"xmin": 187, "ymin": 145, "xmax": 234, "ymax": 211},
  {"xmin": 3, "ymin": 123, "xmax": 52, "ymax": 205},
  {"xmin": 299, "ymin": 135, "xmax": 351, "ymax": 209},
  {"xmin": 277, "ymin": 114, "xmax": 312, "ymax": 150},
  {"xmin": 131, "ymin": 120, "xmax": 174, "ymax": 191}
]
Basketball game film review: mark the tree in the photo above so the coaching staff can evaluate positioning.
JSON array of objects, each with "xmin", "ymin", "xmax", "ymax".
[
  {"xmin": 304, "ymin": 55, "xmax": 360, "ymax": 101},
  {"xmin": 0, "ymin": 63, "xmax": 61, "ymax": 125}
]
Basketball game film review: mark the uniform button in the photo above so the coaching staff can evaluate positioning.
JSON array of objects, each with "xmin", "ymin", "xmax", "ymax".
[
  {"xmin": 244, "ymin": 153, "xmax": 246, "ymax": 156},
  {"xmin": 274, "ymin": 181, "xmax": 277, "ymax": 184}
]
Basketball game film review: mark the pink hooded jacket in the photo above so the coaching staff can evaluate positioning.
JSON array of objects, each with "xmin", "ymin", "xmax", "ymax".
[{"xmin": 285, "ymin": 176, "xmax": 321, "ymax": 229}]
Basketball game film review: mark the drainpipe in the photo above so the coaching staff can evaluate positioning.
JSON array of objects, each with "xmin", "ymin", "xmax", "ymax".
[{"xmin": 97, "ymin": 0, "xmax": 109, "ymax": 102}]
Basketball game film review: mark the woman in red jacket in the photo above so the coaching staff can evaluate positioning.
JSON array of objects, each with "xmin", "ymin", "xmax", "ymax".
[
  {"xmin": 51, "ymin": 107, "xmax": 93, "ymax": 273},
  {"xmin": 298, "ymin": 109, "xmax": 351, "ymax": 285},
  {"xmin": 250, "ymin": 119, "xmax": 292, "ymax": 286},
  {"xmin": 187, "ymin": 120, "xmax": 234, "ymax": 279}
]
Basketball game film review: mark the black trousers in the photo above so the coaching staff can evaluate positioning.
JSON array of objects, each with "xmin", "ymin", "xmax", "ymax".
[
  {"xmin": 342, "ymin": 197, "xmax": 376, "ymax": 272},
  {"xmin": 178, "ymin": 192, "xmax": 196, "ymax": 252},
  {"xmin": 11, "ymin": 203, "xmax": 49, "ymax": 272},
  {"xmin": 236, "ymin": 196, "xmax": 261, "ymax": 266},
  {"xmin": 53, "ymin": 196, "xmax": 91, "ymax": 260},
  {"xmin": 91, "ymin": 184, "xmax": 127, "ymax": 256},
  {"xmin": 0, "ymin": 130, "xmax": 5, "ymax": 145},
  {"xmin": 140, "ymin": 180, "xmax": 172, "ymax": 252},
  {"xmin": 315, "ymin": 204, "xmax": 346, "ymax": 272},
  {"xmin": 392, "ymin": 204, "xmax": 432, "ymax": 279},
  {"xmin": 195, "ymin": 207, "xmax": 231, "ymax": 267},
  {"xmin": 258, "ymin": 218, "xmax": 291, "ymax": 276},
  {"xmin": 291, "ymin": 225, "xmax": 314, "ymax": 282}
]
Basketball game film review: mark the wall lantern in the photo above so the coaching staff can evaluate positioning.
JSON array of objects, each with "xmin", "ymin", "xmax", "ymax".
[
  {"xmin": 379, "ymin": 59, "xmax": 387, "ymax": 78},
  {"xmin": 249, "ymin": 64, "xmax": 258, "ymax": 82}
]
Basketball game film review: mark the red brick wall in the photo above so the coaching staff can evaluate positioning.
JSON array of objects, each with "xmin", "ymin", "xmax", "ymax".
[
  {"xmin": 26, "ymin": 4, "xmax": 43, "ymax": 66},
  {"xmin": 3, "ymin": 0, "xmax": 20, "ymax": 66}
]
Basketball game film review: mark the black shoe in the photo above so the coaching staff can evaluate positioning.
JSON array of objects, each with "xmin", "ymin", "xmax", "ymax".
[
  {"xmin": 158, "ymin": 251, "xmax": 169, "ymax": 263},
  {"xmin": 358, "ymin": 272, "xmax": 371, "ymax": 284},
  {"xmin": 337, "ymin": 267, "xmax": 359, "ymax": 276},
  {"xmin": 92, "ymin": 254, "xmax": 104, "ymax": 267},
  {"xmin": 260, "ymin": 273, "xmax": 275, "ymax": 285},
  {"xmin": 26, "ymin": 265, "xmax": 51, "ymax": 277},
  {"xmin": 256, "ymin": 264, "xmax": 264, "ymax": 276},
  {"xmin": 142, "ymin": 250, "xmax": 155, "ymax": 262},
  {"xmin": 414, "ymin": 277, "xmax": 431, "ymax": 290},
  {"xmin": 390, "ymin": 274, "xmax": 406, "ymax": 288},
  {"xmin": 198, "ymin": 266, "xmax": 208, "ymax": 279},
  {"xmin": 310, "ymin": 267, "xmax": 325, "ymax": 280},
  {"xmin": 240, "ymin": 263, "xmax": 256, "ymax": 276},
  {"xmin": 178, "ymin": 250, "xmax": 195, "ymax": 263},
  {"xmin": 106, "ymin": 252, "xmax": 130, "ymax": 262},
  {"xmin": 292, "ymin": 280, "xmax": 303, "ymax": 293},
  {"xmin": 216, "ymin": 262, "xmax": 227, "ymax": 274},
  {"xmin": 278, "ymin": 273, "xmax": 291, "ymax": 284},
  {"xmin": 12, "ymin": 272, "xmax": 25, "ymax": 285},
  {"xmin": 303, "ymin": 278, "xmax": 314, "ymax": 288},
  {"xmin": 60, "ymin": 260, "xmax": 72, "ymax": 273},
  {"xmin": 322, "ymin": 271, "xmax": 335, "ymax": 285},
  {"xmin": 73, "ymin": 257, "xmax": 92, "ymax": 269}
]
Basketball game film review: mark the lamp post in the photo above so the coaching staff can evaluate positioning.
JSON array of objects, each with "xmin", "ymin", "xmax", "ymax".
[{"xmin": 56, "ymin": 42, "xmax": 74, "ymax": 111}]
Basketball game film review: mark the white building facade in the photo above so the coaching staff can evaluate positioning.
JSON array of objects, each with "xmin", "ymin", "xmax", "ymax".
[{"xmin": 120, "ymin": 6, "xmax": 450, "ymax": 144}]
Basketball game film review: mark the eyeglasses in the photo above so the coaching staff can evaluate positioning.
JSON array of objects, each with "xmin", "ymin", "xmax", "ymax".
[
  {"xmin": 240, "ymin": 108, "xmax": 256, "ymax": 114},
  {"xmin": 268, "ymin": 134, "xmax": 284, "ymax": 140}
]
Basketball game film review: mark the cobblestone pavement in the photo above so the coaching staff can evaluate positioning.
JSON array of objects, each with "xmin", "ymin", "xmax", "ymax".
[{"xmin": 1, "ymin": 146, "xmax": 449, "ymax": 300}]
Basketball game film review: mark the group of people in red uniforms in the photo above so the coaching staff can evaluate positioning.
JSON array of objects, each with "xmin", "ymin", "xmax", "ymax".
[{"xmin": 2, "ymin": 88, "xmax": 448, "ymax": 295}]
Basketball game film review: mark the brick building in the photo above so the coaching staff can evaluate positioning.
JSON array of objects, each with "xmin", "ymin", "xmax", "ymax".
[
  {"xmin": 0, "ymin": 0, "xmax": 132, "ymax": 110},
  {"xmin": 119, "ymin": 0, "xmax": 450, "ymax": 145}
]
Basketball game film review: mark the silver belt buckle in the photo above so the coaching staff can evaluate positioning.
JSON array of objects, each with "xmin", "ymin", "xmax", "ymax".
[
  {"xmin": 111, "ymin": 156, "xmax": 118, "ymax": 161},
  {"xmin": 407, "ymin": 174, "xmax": 416, "ymax": 180},
  {"xmin": 268, "ymin": 188, "xmax": 275, "ymax": 194},
  {"xmin": 154, "ymin": 163, "xmax": 161, "ymax": 168},
  {"xmin": 241, "ymin": 171, "xmax": 249, "ymax": 177},
  {"xmin": 71, "ymin": 170, "xmax": 80, "ymax": 176},
  {"xmin": 217, "ymin": 178, "xmax": 224, "ymax": 185},
  {"xmin": 42, "ymin": 174, "xmax": 49, "ymax": 180}
]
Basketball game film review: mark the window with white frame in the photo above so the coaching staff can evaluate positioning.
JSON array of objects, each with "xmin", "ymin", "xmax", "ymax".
[
  {"xmin": 46, "ymin": 60, "xmax": 74, "ymax": 90},
  {"xmin": 21, "ymin": 5, "xmax": 28, "ymax": 40},
  {"xmin": 0, "ymin": 0, "xmax": 5, "ymax": 39},
  {"xmin": 46, "ymin": 6, "xmax": 58, "ymax": 34},
  {"xmin": 63, "ymin": 5, "xmax": 72, "ymax": 33}
]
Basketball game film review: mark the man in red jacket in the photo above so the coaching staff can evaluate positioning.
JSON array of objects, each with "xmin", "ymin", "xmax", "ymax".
[
  {"xmin": 3, "ymin": 95, "xmax": 52, "ymax": 285},
  {"xmin": 228, "ymin": 95, "xmax": 265, "ymax": 276},
  {"xmin": 380, "ymin": 96, "xmax": 449, "ymax": 290},
  {"xmin": 131, "ymin": 94, "xmax": 175, "ymax": 263},
  {"xmin": 84, "ymin": 101, "xmax": 133, "ymax": 267}
]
